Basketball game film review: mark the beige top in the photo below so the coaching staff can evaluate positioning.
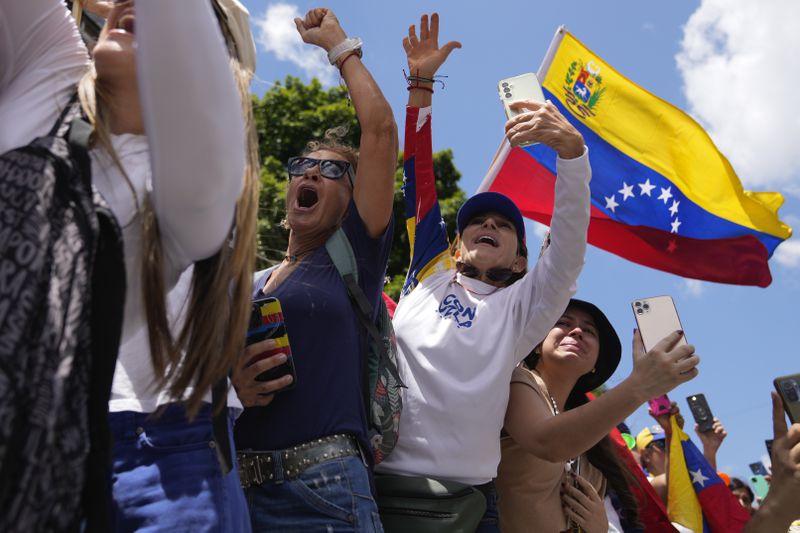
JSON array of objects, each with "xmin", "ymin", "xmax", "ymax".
[{"xmin": 496, "ymin": 367, "xmax": 607, "ymax": 533}]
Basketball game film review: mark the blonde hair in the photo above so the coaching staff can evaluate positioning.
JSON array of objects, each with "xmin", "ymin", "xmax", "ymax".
[{"xmin": 79, "ymin": 42, "xmax": 259, "ymax": 418}]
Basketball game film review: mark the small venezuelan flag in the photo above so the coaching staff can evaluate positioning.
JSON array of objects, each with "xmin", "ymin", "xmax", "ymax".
[
  {"xmin": 480, "ymin": 28, "xmax": 792, "ymax": 287},
  {"xmin": 667, "ymin": 416, "xmax": 750, "ymax": 532}
]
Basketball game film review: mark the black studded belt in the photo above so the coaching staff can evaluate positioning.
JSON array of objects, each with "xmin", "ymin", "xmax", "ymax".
[{"xmin": 237, "ymin": 434, "xmax": 360, "ymax": 488}]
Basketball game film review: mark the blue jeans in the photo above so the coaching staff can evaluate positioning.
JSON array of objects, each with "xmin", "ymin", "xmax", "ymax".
[
  {"xmin": 245, "ymin": 454, "xmax": 383, "ymax": 532},
  {"xmin": 476, "ymin": 481, "xmax": 500, "ymax": 533},
  {"xmin": 109, "ymin": 404, "xmax": 251, "ymax": 533}
]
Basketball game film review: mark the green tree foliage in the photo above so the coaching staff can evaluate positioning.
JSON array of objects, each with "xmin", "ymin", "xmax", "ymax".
[{"xmin": 252, "ymin": 76, "xmax": 465, "ymax": 300}]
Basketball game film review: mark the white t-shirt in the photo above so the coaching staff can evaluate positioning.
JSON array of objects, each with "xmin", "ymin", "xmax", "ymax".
[
  {"xmin": 0, "ymin": 0, "xmax": 245, "ymax": 413},
  {"xmin": 376, "ymin": 149, "xmax": 591, "ymax": 485}
]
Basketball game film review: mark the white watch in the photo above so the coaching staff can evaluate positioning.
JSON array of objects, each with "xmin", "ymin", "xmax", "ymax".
[{"xmin": 328, "ymin": 37, "xmax": 363, "ymax": 65}]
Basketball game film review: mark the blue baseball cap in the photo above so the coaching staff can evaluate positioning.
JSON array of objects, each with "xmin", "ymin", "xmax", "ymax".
[{"xmin": 456, "ymin": 192, "xmax": 525, "ymax": 242}]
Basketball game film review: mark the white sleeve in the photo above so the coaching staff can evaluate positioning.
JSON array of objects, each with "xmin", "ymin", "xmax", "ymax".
[
  {"xmin": 510, "ymin": 147, "xmax": 592, "ymax": 362},
  {"xmin": 0, "ymin": 0, "xmax": 88, "ymax": 153},
  {"xmin": 135, "ymin": 0, "xmax": 245, "ymax": 267}
]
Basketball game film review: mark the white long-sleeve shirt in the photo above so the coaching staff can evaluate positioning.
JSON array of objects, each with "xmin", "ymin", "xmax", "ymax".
[
  {"xmin": 377, "ymin": 148, "xmax": 591, "ymax": 485},
  {"xmin": 0, "ymin": 0, "xmax": 245, "ymax": 413}
]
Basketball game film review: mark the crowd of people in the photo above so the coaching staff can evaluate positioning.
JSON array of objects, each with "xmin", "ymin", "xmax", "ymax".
[{"xmin": 1, "ymin": 1, "xmax": 798, "ymax": 532}]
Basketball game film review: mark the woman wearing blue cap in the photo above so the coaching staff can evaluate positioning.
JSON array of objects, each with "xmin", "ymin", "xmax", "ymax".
[{"xmin": 374, "ymin": 13, "xmax": 591, "ymax": 532}]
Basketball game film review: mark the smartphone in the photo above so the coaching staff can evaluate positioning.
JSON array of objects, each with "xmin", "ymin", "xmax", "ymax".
[
  {"xmin": 749, "ymin": 462, "xmax": 768, "ymax": 476},
  {"xmin": 686, "ymin": 393, "xmax": 714, "ymax": 433},
  {"xmin": 750, "ymin": 475, "xmax": 769, "ymax": 500},
  {"xmin": 765, "ymin": 439, "xmax": 774, "ymax": 459},
  {"xmin": 773, "ymin": 373, "xmax": 800, "ymax": 423},
  {"xmin": 246, "ymin": 297, "xmax": 296, "ymax": 390},
  {"xmin": 498, "ymin": 73, "xmax": 546, "ymax": 120},
  {"xmin": 631, "ymin": 296, "xmax": 688, "ymax": 353},
  {"xmin": 648, "ymin": 395, "xmax": 672, "ymax": 417}
]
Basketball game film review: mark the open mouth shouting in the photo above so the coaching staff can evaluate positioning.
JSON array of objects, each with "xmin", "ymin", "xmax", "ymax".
[
  {"xmin": 296, "ymin": 185, "xmax": 319, "ymax": 210},
  {"xmin": 474, "ymin": 235, "xmax": 499, "ymax": 247}
]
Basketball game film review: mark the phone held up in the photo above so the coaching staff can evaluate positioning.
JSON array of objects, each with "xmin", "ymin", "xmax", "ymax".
[
  {"xmin": 750, "ymin": 475, "xmax": 770, "ymax": 500},
  {"xmin": 246, "ymin": 296, "xmax": 296, "ymax": 392},
  {"xmin": 632, "ymin": 295, "xmax": 688, "ymax": 418},
  {"xmin": 498, "ymin": 73, "xmax": 546, "ymax": 146},
  {"xmin": 773, "ymin": 373, "xmax": 800, "ymax": 424},
  {"xmin": 749, "ymin": 462, "xmax": 769, "ymax": 476},
  {"xmin": 686, "ymin": 393, "xmax": 714, "ymax": 433}
]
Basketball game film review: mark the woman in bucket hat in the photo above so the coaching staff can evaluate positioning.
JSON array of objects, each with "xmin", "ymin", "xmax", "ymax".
[{"xmin": 497, "ymin": 300, "xmax": 699, "ymax": 532}]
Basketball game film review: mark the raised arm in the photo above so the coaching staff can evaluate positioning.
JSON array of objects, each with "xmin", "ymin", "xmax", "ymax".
[
  {"xmin": 136, "ymin": 0, "xmax": 245, "ymax": 266},
  {"xmin": 505, "ymin": 330, "xmax": 699, "ymax": 462},
  {"xmin": 0, "ymin": 0, "xmax": 89, "ymax": 153},
  {"xmin": 295, "ymin": 8, "xmax": 397, "ymax": 238},
  {"xmin": 400, "ymin": 13, "xmax": 461, "ymax": 296},
  {"xmin": 504, "ymin": 102, "xmax": 593, "ymax": 361}
]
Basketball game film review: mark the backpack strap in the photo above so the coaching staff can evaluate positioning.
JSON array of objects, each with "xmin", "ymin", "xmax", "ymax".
[
  {"xmin": 211, "ymin": 381, "xmax": 233, "ymax": 475},
  {"xmin": 325, "ymin": 228, "xmax": 403, "ymax": 386}
]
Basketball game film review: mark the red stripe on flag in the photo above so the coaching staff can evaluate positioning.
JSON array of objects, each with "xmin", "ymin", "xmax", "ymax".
[{"xmin": 489, "ymin": 149, "xmax": 772, "ymax": 287}]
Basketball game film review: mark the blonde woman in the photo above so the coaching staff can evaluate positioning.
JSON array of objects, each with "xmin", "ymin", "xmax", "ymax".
[{"xmin": 0, "ymin": 0, "xmax": 258, "ymax": 530}]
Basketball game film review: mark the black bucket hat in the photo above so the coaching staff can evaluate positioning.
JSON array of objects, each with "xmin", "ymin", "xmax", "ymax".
[{"xmin": 568, "ymin": 299, "xmax": 622, "ymax": 394}]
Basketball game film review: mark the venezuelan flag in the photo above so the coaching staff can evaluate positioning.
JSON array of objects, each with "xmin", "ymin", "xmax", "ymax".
[
  {"xmin": 401, "ymin": 106, "xmax": 454, "ymax": 296},
  {"xmin": 667, "ymin": 417, "xmax": 750, "ymax": 532},
  {"xmin": 481, "ymin": 29, "xmax": 792, "ymax": 287}
]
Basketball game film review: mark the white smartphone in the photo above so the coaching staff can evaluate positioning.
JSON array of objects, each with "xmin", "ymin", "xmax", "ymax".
[
  {"xmin": 631, "ymin": 295, "xmax": 688, "ymax": 353},
  {"xmin": 498, "ymin": 73, "xmax": 546, "ymax": 120}
]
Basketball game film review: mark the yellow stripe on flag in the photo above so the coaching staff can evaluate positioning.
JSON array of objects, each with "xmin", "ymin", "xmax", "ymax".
[
  {"xmin": 667, "ymin": 416, "xmax": 704, "ymax": 532},
  {"xmin": 542, "ymin": 32, "xmax": 791, "ymax": 241}
]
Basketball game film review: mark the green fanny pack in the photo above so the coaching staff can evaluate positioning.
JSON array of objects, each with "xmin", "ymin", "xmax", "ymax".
[{"xmin": 375, "ymin": 474, "xmax": 487, "ymax": 533}]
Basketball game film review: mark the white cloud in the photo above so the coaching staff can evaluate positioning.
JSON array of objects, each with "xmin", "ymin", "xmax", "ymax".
[
  {"xmin": 681, "ymin": 279, "xmax": 705, "ymax": 297},
  {"xmin": 253, "ymin": 3, "xmax": 337, "ymax": 86},
  {"xmin": 774, "ymin": 238, "xmax": 800, "ymax": 268},
  {"xmin": 676, "ymin": 0, "xmax": 800, "ymax": 190}
]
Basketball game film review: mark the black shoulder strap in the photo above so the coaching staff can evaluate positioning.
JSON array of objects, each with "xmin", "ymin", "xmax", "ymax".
[{"xmin": 211, "ymin": 380, "xmax": 233, "ymax": 475}]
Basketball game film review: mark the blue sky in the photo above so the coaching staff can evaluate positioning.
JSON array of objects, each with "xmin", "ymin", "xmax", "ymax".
[{"xmin": 241, "ymin": 0, "xmax": 800, "ymax": 484}]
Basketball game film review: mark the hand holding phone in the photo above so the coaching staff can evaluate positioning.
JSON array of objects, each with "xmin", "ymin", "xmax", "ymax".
[
  {"xmin": 629, "ymin": 298, "xmax": 699, "ymax": 405},
  {"xmin": 498, "ymin": 73, "xmax": 546, "ymax": 121},
  {"xmin": 231, "ymin": 297, "xmax": 297, "ymax": 407}
]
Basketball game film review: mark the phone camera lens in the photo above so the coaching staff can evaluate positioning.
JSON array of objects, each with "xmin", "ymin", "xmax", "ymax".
[
  {"xmin": 634, "ymin": 302, "xmax": 641, "ymax": 307},
  {"xmin": 502, "ymin": 82, "xmax": 509, "ymax": 87},
  {"xmin": 505, "ymin": 93, "xmax": 512, "ymax": 99},
  {"xmin": 636, "ymin": 308, "xmax": 643, "ymax": 315},
  {"xmin": 643, "ymin": 303, "xmax": 650, "ymax": 310}
]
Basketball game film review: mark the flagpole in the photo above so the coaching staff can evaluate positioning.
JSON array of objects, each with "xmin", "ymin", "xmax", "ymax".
[
  {"xmin": 536, "ymin": 25, "xmax": 567, "ymax": 82},
  {"xmin": 476, "ymin": 140, "xmax": 510, "ymax": 193},
  {"xmin": 476, "ymin": 26, "xmax": 567, "ymax": 195}
]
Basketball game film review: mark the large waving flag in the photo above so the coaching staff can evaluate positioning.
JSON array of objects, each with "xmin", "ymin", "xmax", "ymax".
[
  {"xmin": 667, "ymin": 416, "xmax": 750, "ymax": 532},
  {"xmin": 479, "ymin": 29, "xmax": 792, "ymax": 287},
  {"xmin": 401, "ymin": 106, "xmax": 454, "ymax": 296}
]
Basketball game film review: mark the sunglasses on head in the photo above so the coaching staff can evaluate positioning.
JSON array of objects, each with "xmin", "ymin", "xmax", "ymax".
[
  {"xmin": 287, "ymin": 156, "xmax": 354, "ymax": 186},
  {"xmin": 455, "ymin": 261, "xmax": 515, "ymax": 283},
  {"xmin": 647, "ymin": 440, "xmax": 666, "ymax": 451}
]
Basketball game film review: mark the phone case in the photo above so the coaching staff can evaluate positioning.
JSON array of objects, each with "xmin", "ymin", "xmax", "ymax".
[
  {"xmin": 765, "ymin": 439, "xmax": 774, "ymax": 459},
  {"xmin": 773, "ymin": 373, "xmax": 800, "ymax": 424},
  {"xmin": 750, "ymin": 475, "xmax": 770, "ymax": 500},
  {"xmin": 247, "ymin": 297, "xmax": 296, "ymax": 390},
  {"xmin": 498, "ymin": 73, "xmax": 546, "ymax": 120},
  {"xmin": 631, "ymin": 296, "xmax": 688, "ymax": 353},
  {"xmin": 686, "ymin": 393, "xmax": 714, "ymax": 432},
  {"xmin": 749, "ymin": 462, "xmax": 768, "ymax": 476},
  {"xmin": 648, "ymin": 395, "xmax": 671, "ymax": 416}
]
